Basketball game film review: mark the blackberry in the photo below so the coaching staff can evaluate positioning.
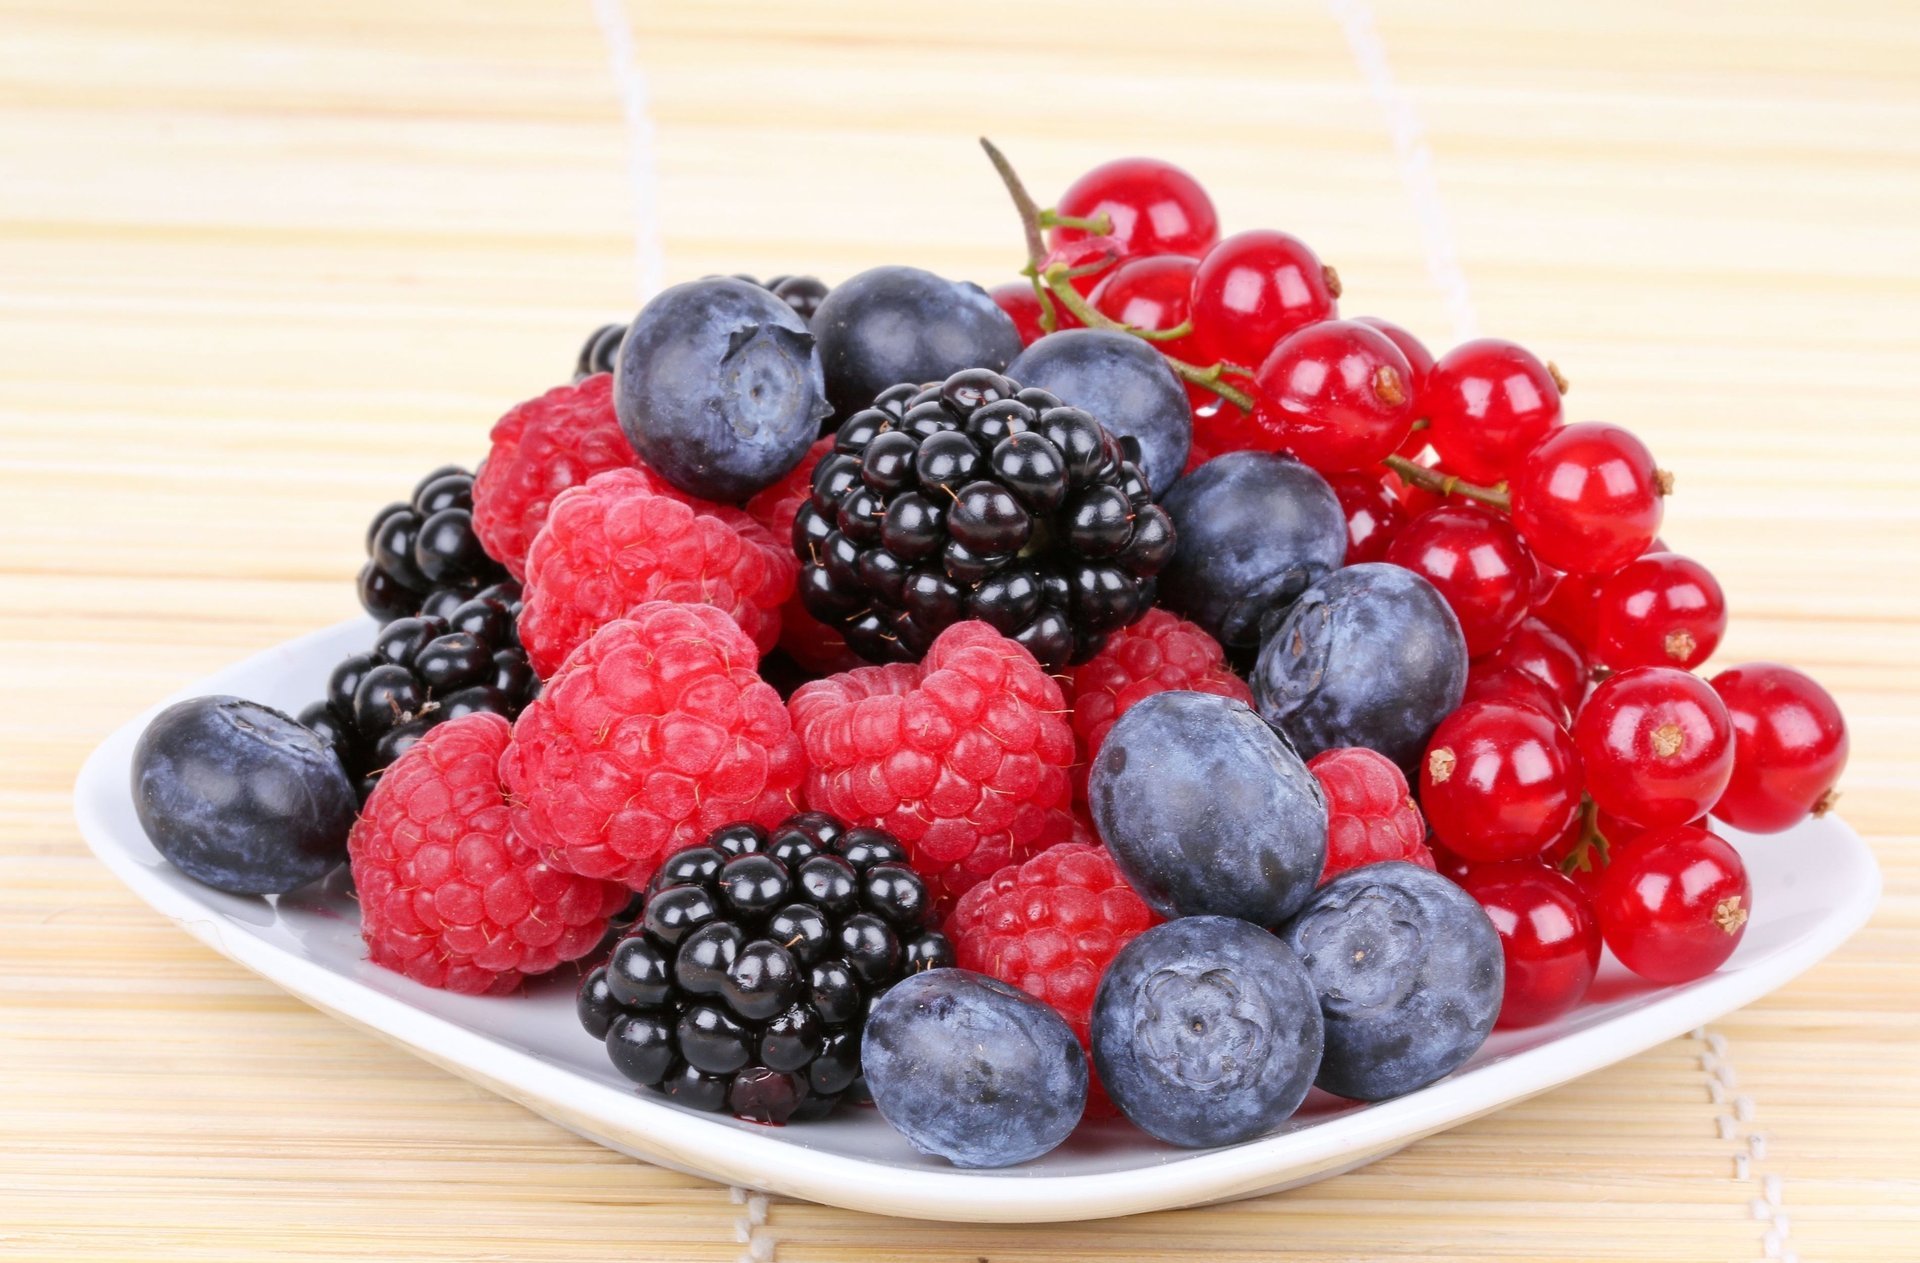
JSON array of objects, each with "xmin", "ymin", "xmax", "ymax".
[
  {"xmin": 572, "ymin": 275, "xmax": 831, "ymax": 382},
  {"xmin": 300, "ymin": 582, "xmax": 537, "ymax": 803},
  {"xmin": 358, "ymin": 466, "xmax": 512, "ymax": 624},
  {"xmin": 795, "ymin": 368, "xmax": 1176, "ymax": 669},
  {"xmin": 577, "ymin": 812, "xmax": 954, "ymax": 1125}
]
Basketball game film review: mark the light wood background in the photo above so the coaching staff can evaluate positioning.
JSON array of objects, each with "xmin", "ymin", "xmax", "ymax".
[{"xmin": 3, "ymin": 1, "xmax": 1916, "ymax": 1260}]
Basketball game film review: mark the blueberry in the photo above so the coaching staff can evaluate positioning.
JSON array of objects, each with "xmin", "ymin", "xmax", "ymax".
[
  {"xmin": 130, "ymin": 695, "xmax": 356, "ymax": 895},
  {"xmin": 615, "ymin": 277, "xmax": 831, "ymax": 501},
  {"xmin": 811, "ymin": 266, "xmax": 1022, "ymax": 422},
  {"xmin": 1281, "ymin": 862, "xmax": 1503, "ymax": 1101},
  {"xmin": 862, "ymin": 969, "xmax": 1086, "ymax": 1168},
  {"xmin": 1159, "ymin": 452, "xmax": 1346, "ymax": 651},
  {"xmin": 1088, "ymin": 690, "xmax": 1326, "ymax": 926},
  {"xmin": 1008, "ymin": 330, "xmax": 1192, "ymax": 497},
  {"xmin": 1252, "ymin": 562, "xmax": 1468, "ymax": 773},
  {"xmin": 1092, "ymin": 916, "xmax": 1324, "ymax": 1148}
]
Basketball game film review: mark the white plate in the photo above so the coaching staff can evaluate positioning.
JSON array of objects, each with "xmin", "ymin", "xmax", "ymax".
[{"xmin": 74, "ymin": 618, "xmax": 1881, "ymax": 1223}]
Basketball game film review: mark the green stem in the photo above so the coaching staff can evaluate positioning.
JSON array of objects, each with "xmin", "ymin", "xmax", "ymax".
[
  {"xmin": 1380, "ymin": 454, "xmax": 1511, "ymax": 511},
  {"xmin": 1038, "ymin": 209, "xmax": 1113, "ymax": 235}
]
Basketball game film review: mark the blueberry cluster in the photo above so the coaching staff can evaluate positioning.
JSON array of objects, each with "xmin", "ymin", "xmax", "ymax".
[
  {"xmin": 578, "ymin": 814, "xmax": 954, "ymax": 1125},
  {"xmin": 796, "ymin": 368, "xmax": 1176, "ymax": 670},
  {"xmin": 573, "ymin": 274, "xmax": 831, "ymax": 382},
  {"xmin": 300, "ymin": 589, "xmax": 537, "ymax": 802},
  {"xmin": 359, "ymin": 467, "xmax": 511, "ymax": 624}
]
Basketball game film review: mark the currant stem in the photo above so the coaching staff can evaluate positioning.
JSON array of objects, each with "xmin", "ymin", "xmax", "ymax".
[
  {"xmin": 1039, "ymin": 209, "xmax": 1113, "ymax": 235},
  {"xmin": 979, "ymin": 136, "xmax": 1258, "ymax": 413},
  {"xmin": 1381, "ymin": 454, "xmax": 1512, "ymax": 511}
]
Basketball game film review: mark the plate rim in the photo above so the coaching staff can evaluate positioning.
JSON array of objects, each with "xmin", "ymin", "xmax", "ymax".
[{"xmin": 72, "ymin": 619, "xmax": 1885, "ymax": 1223}]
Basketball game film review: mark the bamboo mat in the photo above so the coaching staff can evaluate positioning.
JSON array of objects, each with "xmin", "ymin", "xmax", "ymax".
[{"xmin": 3, "ymin": 0, "xmax": 1917, "ymax": 1259}]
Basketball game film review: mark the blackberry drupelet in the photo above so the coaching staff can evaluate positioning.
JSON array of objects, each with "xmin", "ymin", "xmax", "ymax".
[
  {"xmin": 795, "ymin": 368, "xmax": 1176, "ymax": 669},
  {"xmin": 300, "ymin": 582, "xmax": 538, "ymax": 803},
  {"xmin": 572, "ymin": 275, "xmax": 831, "ymax": 382},
  {"xmin": 577, "ymin": 813, "xmax": 955, "ymax": 1124},
  {"xmin": 358, "ymin": 466, "xmax": 513, "ymax": 623}
]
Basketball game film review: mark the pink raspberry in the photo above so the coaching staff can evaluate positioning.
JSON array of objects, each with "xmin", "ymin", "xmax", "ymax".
[
  {"xmin": 472, "ymin": 375, "xmax": 685, "ymax": 580},
  {"xmin": 1067, "ymin": 608, "xmax": 1252, "ymax": 799},
  {"xmin": 1307, "ymin": 746, "xmax": 1435, "ymax": 881},
  {"xmin": 502, "ymin": 601, "xmax": 807, "ymax": 890},
  {"xmin": 948, "ymin": 841, "xmax": 1160, "ymax": 1117},
  {"xmin": 789, "ymin": 621, "xmax": 1076, "ymax": 911},
  {"xmin": 348, "ymin": 712, "xmax": 627, "ymax": 995},
  {"xmin": 744, "ymin": 435, "xmax": 861, "ymax": 676},
  {"xmin": 518, "ymin": 467, "xmax": 796, "ymax": 678}
]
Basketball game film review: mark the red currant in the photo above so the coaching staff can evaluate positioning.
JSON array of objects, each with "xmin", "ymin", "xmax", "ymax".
[
  {"xmin": 1326, "ymin": 471, "xmax": 1407, "ymax": 564},
  {"xmin": 1386, "ymin": 504, "xmax": 1535, "ymax": 656},
  {"xmin": 1478, "ymin": 615, "xmax": 1591, "ymax": 714},
  {"xmin": 1534, "ymin": 570, "xmax": 1604, "ymax": 647},
  {"xmin": 1354, "ymin": 316, "xmax": 1435, "ymax": 398},
  {"xmin": 1249, "ymin": 320, "xmax": 1415, "ymax": 472},
  {"xmin": 1421, "ymin": 700, "xmax": 1582, "ymax": 862},
  {"xmin": 1039, "ymin": 236, "xmax": 1123, "ymax": 299},
  {"xmin": 1089, "ymin": 253, "xmax": 1202, "ymax": 363},
  {"xmin": 1049, "ymin": 157, "xmax": 1218, "ymax": 260},
  {"xmin": 1462, "ymin": 658, "xmax": 1568, "ymax": 727},
  {"xmin": 1708, "ymin": 663, "xmax": 1849, "ymax": 833},
  {"xmin": 1458, "ymin": 861, "xmax": 1601, "ymax": 1027},
  {"xmin": 1592, "ymin": 552, "xmax": 1726, "ymax": 671},
  {"xmin": 1425, "ymin": 339, "xmax": 1565, "ymax": 485},
  {"xmin": 1593, "ymin": 823, "xmax": 1750, "ymax": 984},
  {"xmin": 1188, "ymin": 229, "xmax": 1339, "ymax": 369},
  {"xmin": 989, "ymin": 282, "xmax": 1054, "ymax": 347},
  {"xmin": 1509, "ymin": 422, "xmax": 1666, "ymax": 574},
  {"xmin": 1574, "ymin": 667, "xmax": 1734, "ymax": 829}
]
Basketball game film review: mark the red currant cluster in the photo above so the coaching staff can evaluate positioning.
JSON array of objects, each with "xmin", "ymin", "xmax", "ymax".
[{"xmin": 984, "ymin": 144, "xmax": 1850, "ymax": 1030}]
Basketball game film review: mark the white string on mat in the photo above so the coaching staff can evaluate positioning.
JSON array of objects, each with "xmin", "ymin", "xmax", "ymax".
[
  {"xmin": 1696, "ymin": 1028, "xmax": 1799, "ymax": 1262},
  {"xmin": 588, "ymin": 0, "xmax": 668, "ymax": 305}
]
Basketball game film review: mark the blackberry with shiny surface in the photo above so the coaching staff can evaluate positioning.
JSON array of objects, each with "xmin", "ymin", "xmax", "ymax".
[
  {"xmin": 796, "ymin": 368, "xmax": 1176, "ymax": 669},
  {"xmin": 301, "ymin": 581, "xmax": 537, "ymax": 802},
  {"xmin": 358, "ymin": 465, "xmax": 513, "ymax": 623},
  {"xmin": 577, "ymin": 813, "xmax": 954, "ymax": 1124}
]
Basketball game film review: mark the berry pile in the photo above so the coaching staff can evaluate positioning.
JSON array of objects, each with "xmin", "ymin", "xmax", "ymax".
[{"xmin": 129, "ymin": 140, "xmax": 1854, "ymax": 1172}]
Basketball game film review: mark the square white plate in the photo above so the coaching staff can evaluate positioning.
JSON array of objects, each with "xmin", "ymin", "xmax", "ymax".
[{"xmin": 74, "ymin": 618, "xmax": 1881, "ymax": 1223}]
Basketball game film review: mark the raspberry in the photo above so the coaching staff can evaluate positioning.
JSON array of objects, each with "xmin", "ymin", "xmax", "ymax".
[
  {"xmin": 501, "ymin": 602, "xmax": 807, "ymax": 890},
  {"xmin": 789, "ymin": 621, "xmax": 1077, "ymax": 910},
  {"xmin": 744, "ymin": 435, "xmax": 862, "ymax": 676},
  {"xmin": 1066, "ymin": 607, "xmax": 1252, "ymax": 799},
  {"xmin": 948, "ymin": 841, "xmax": 1160, "ymax": 1116},
  {"xmin": 1307, "ymin": 746, "xmax": 1434, "ymax": 881},
  {"xmin": 348, "ymin": 712, "xmax": 627, "ymax": 995},
  {"xmin": 518, "ymin": 468, "xmax": 797, "ymax": 678},
  {"xmin": 472, "ymin": 375, "xmax": 681, "ymax": 581}
]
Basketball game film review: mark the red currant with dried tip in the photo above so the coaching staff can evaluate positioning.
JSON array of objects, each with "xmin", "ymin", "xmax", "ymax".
[
  {"xmin": 1049, "ymin": 157, "xmax": 1219, "ymax": 260},
  {"xmin": 1479, "ymin": 615, "xmax": 1591, "ymax": 714},
  {"xmin": 1592, "ymin": 552, "xmax": 1726, "ymax": 671},
  {"xmin": 1458, "ymin": 861, "xmax": 1601, "ymax": 1027},
  {"xmin": 1708, "ymin": 663, "xmax": 1849, "ymax": 832},
  {"xmin": 1089, "ymin": 254, "xmax": 1202, "ymax": 363},
  {"xmin": 1188, "ymin": 229, "xmax": 1340, "ymax": 369},
  {"xmin": 1594, "ymin": 823, "xmax": 1750, "ymax": 984},
  {"xmin": 1386, "ymin": 503, "xmax": 1535, "ymax": 656},
  {"xmin": 1420, "ymin": 700, "xmax": 1582, "ymax": 862},
  {"xmin": 1325, "ymin": 471, "xmax": 1407, "ymax": 564},
  {"xmin": 1510, "ymin": 422, "xmax": 1666, "ymax": 575},
  {"xmin": 1574, "ymin": 667, "xmax": 1734, "ymax": 829},
  {"xmin": 1249, "ymin": 320, "xmax": 1416, "ymax": 472},
  {"xmin": 1355, "ymin": 317, "xmax": 1435, "ymax": 399},
  {"xmin": 1425, "ymin": 338, "xmax": 1565, "ymax": 485}
]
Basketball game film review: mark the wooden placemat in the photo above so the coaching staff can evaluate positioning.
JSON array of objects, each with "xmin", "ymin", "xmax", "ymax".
[{"xmin": 3, "ymin": 1, "xmax": 1915, "ymax": 1259}]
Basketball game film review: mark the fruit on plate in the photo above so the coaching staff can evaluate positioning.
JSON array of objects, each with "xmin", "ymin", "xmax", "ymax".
[
  {"xmin": 580, "ymin": 813, "xmax": 954, "ymax": 1124},
  {"xmin": 864, "ymin": 968, "xmax": 1086, "ymax": 1167},
  {"xmin": 1087, "ymin": 690, "xmax": 1327, "ymax": 926},
  {"xmin": 1091, "ymin": 915, "xmax": 1324, "ymax": 1148},
  {"xmin": 126, "ymin": 139, "xmax": 1856, "ymax": 1163},
  {"xmin": 132, "ymin": 696, "xmax": 356, "ymax": 895},
  {"xmin": 794, "ymin": 367, "xmax": 1174, "ymax": 669},
  {"xmin": 1283, "ymin": 862, "xmax": 1503, "ymax": 1101}
]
